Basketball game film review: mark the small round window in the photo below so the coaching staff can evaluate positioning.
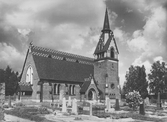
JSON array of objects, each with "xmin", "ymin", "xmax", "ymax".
[{"xmin": 110, "ymin": 83, "xmax": 115, "ymax": 89}]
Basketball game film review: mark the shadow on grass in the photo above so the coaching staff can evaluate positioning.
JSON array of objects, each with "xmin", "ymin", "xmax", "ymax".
[{"xmin": 5, "ymin": 106, "xmax": 55, "ymax": 122}]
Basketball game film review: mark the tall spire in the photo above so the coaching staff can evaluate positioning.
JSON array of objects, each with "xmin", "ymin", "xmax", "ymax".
[{"xmin": 102, "ymin": 8, "xmax": 111, "ymax": 32}]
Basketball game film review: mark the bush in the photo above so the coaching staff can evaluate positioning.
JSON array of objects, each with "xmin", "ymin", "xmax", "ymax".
[
  {"xmin": 92, "ymin": 105, "xmax": 106, "ymax": 110},
  {"xmin": 3, "ymin": 105, "xmax": 9, "ymax": 108},
  {"xmin": 74, "ymin": 117, "xmax": 82, "ymax": 120},
  {"xmin": 125, "ymin": 91, "xmax": 142, "ymax": 110},
  {"xmin": 14, "ymin": 102, "xmax": 25, "ymax": 107},
  {"xmin": 38, "ymin": 107, "xmax": 50, "ymax": 114}
]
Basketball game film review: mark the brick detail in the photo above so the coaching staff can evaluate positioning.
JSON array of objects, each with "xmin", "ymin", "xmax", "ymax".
[
  {"xmin": 20, "ymin": 52, "xmax": 40, "ymax": 100},
  {"xmin": 94, "ymin": 60, "xmax": 120, "ymax": 99}
]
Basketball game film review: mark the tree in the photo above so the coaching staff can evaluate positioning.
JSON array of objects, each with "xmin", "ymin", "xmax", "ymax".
[
  {"xmin": 4, "ymin": 66, "xmax": 19, "ymax": 96},
  {"xmin": 123, "ymin": 65, "xmax": 148, "ymax": 98},
  {"xmin": 148, "ymin": 61, "xmax": 167, "ymax": 94}
]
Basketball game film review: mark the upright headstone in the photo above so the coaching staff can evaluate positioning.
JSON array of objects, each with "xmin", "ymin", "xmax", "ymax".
[
  {"xmin": 90, "ymin": 103, "xmax": 92, "ymax": 116},
  {"xmin": 157, "ymin": 92, "xmax": 161, "ymax": 109},
  {"xmin": 62, "ymin": 97, "xmax": 67, "ymax": 113},
  {"xmin": 106, "ymin": 98, "xmax": 110, "ymax": 111},
  {"xmin": 72, "ymin": 98, "xmax": 77, "ymax": 114},
  {"xmin": 59, "ymin": 90, "xmax": 64, "ymax": 102},
  {"xmin": 139, "ymin": 100, "xmax": 145, "ymax": 115},
  {"xmin": 68, "ymin": 96, "xmax": 72, "ymax": 107},
  {"xmin": 115, "ymin": 99, "xmax": 120, "ymax": 110},
  {"xmin": 145, "ymin": 97, "xmax": 150, "ymax": 106},
  {"xmin": 8, "ymin": 95, "xmax": 11, "ymax": 107}
]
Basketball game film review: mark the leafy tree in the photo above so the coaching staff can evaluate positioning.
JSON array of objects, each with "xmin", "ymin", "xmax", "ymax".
[
  {"xmin": 123, "ymin": 65, "xmax": 148, "ymax": 98},
  {"xmin": 148, "ymin": 61, "xmax": 167, "ymax": 94},
  {"xmin": 4, "ymin": 66, "xmax": 19, "ymax": 96}
]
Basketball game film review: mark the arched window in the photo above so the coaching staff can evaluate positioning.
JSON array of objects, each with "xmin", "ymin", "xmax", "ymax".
[
  {"xmin": 69, "ymin": 85, "xmax": 72, "ymax": 95},
  {"xmin": 72, "ymin": 85, "xmax": 75, "ymax": 95},
  {"xmin": 57, "ymin": 84, "xmax": 60, "ymax": 95},
  {"xmin": 26, "ymin": 66, "xmax": 33, "ymax": 84},
  {"xmin": 110, "ymin": 47, "xmax": 115, "ymax": 58},
  {"xmin": 54, "ymin": 84, "xmax": 57, "ymax": 95}
]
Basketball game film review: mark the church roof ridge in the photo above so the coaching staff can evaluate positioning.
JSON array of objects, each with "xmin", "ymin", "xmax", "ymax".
[{"xmin": 31, "ymin": 45, "xmax": 94, "ymax": 62}]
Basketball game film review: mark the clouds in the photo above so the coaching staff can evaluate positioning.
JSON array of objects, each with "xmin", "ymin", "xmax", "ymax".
[
  {"xmin": 0, "ymin": 0, "xmax": 106, "ymax": 71},
  {"xmin": 0, "ymin": 43, "xmax": 25, "ymax": 71},
  {"xmin": 0, "ymin": 0, "xmax": 166, "ymax": 87},
  {"xmin": 128, "ymin": 4, "xmax": 167, "ymax": 75}
]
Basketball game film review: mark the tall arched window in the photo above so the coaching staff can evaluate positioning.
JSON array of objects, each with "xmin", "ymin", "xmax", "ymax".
[
  {"xmin": 69, "ymin": 85, "xmax": 72, "ymax": 95},
  {"xmin": 26, "ymin": 66, "xmax": 33, "ymax": 84},
  {"xmin": 57, "ymin": 84, "xmax": 60, "ymax": 95},
  {"xmin": 54, "ymin": 84, "xmax": 57, "ymax": 95},
  {"xmin": 72, "ymin": 85, "xmax": 75, "ymax": 95},
  {"xmin": 110, "ymin": 47, "xmax": 115, "ymax": 58}
]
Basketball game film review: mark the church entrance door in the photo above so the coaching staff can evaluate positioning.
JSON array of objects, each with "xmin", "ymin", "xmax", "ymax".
[{"xmin": 88, "ymin": 88, "xmax": 96, "ymax": 100}]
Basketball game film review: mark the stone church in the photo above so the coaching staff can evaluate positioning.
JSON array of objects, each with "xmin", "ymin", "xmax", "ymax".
[{"xmin": 19, "ymin": 9, "xmax": 120, "ymax": 102}]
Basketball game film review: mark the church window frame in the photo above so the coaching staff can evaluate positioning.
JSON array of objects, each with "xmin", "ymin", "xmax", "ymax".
[
  {"xmin": 57, "ymin": 84, "xmax": 61, "ymax": 95},
  {"xmin": 72, "ymin": 85, "xmax": 75, "ymax": 95},
  {"xmin": 54, "ymin": 84, "xmax": 57, "ymax": 95},
  {"xmin": 69, "ymin": 85, "xmax": 72, "ymax": 95},
  {"xmin": 26, "ymin": 65, "xmax": 33, "ymax": 85},
  {"xmin": 110, "ymin": 47, "xmax": 115, "ymax": 58}
]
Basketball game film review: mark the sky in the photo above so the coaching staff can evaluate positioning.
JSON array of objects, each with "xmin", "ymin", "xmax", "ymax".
[{"xmin": 0, "ymin": 0, "xmax": 166, "ymax": 87}]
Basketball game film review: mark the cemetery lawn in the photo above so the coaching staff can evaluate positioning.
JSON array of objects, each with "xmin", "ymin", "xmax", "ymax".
[
  {"xmin": 3, "ymin": 101, "xmax": 167, "ymax": 122},
  {"xmin": 4, "ymin": 106, "xmax": 55, "ymax": 122}
]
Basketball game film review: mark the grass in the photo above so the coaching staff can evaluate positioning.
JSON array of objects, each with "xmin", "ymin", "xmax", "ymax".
[
  {"xmin": 4, "ymin": 101, "xmax": 167, "ymax": 122},
  {"xmin": 5, "ymin": 106, "xmax": 54, "ymax": 122}
]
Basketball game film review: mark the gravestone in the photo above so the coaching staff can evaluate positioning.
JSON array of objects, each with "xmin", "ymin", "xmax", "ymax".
[
  {"xmin": 139, "ymin": 100, "xmax": 145, "ymax": 115},
  {"xmin": 115, "ymin": 99, "xmax": 120, "ymax": 110},
  {"xmin": 90, "ymin": 103, "xmax": 92, "ymax": 116},
  {"xmin": 62, "ymin": 97, "xmax": 67, "ymax": 113},
  {"xmin": 8, "ymin": 95, "xmax": 11, "ymax": 107},
  {"xmin": 106, "ymin": 98, "xmax": 110, "ymax": 111},
  {"xmin": 82, "ymin": 101, "xmax": 90, "ymax": 115},
  {"xmin": 59, "ymin": 90, "xmax": 64, "ymax": 102},
  {"xmin": 157, "ymin": 92, "xmax": 161, "ymax": 109},
  {"xmin": 145, "ymin": 97, "xmax": 150, "ymax": 106},
  {"xmin": 68, "ymin": 96, "xmax": 72, "ymax": 107},
  {"xmin": 72, "ymin": 98, "xmax": 77, "ymax": 114}
]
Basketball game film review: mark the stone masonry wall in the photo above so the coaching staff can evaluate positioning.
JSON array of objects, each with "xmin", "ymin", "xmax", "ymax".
[
  {"xmin": 20, "ymin": 51, "xmax": 40, "ymax": 100},
  {"xmin": 94, "ymin": 60, "xmax": 119, "ymax": 99}
]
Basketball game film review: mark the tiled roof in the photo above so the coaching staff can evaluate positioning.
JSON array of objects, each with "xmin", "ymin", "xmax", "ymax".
[
  {"xmin": 31, "ymin": 45, "xmax": 94, "ymax": 83},
  {"xmin": 80, "ymin": 81, "xmax": 91, "ymax": 94},
  {"xmin": 80, "ymin": 77, "xmax": 102, "ymax": 94},
  {"xmin": 31, "ymin": 45, "xmax": 94, "ymax": 64},
  {"xmin": 18, "ymin": 82, "xmax": 32, "ymax": 92}
]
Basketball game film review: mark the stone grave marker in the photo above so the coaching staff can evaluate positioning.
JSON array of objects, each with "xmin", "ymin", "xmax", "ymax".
[
  {"xmin": 139, "ymin": 100, "xmax": 145, "ymax": 115},
  {"xmin": 90, "ymin": 103, "xmax": 92, "ymax": 116},
  {"xmin": 62, "ymin": 97, "xmax": 67, "ymax": 113},
  {"xmin": 145, "ymin": 97, "xmax": 150, "ymax": 106},
  {"xmin": 59, "ymin": 90, "xmax": 64, "ymax": 102},
  {"xmin": 157, "ymin": 92, "xmax": 161, "ymax": 109},
  {"xmin": 82, "ymin": 101, "xmax": 90, "ymax": 115},
  {"xmin": 68, "ymin": 96, "xmax": 72, "ymax": 107},
  {"xmin": 106, "ymin": 98, "xmax": 110, "ymax": 111},
  {"xmin": 115, "ymin": 99, "xmax": 120, "ymax": 110},
  {"xmin": 72, "ymin": 98, "xmax": 77, "ymax": 114}
]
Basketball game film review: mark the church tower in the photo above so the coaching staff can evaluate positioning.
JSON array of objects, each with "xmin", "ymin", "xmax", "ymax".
[{"xmin": 94, "ymin": 8, "xmax": 120, "ymax": 100}]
